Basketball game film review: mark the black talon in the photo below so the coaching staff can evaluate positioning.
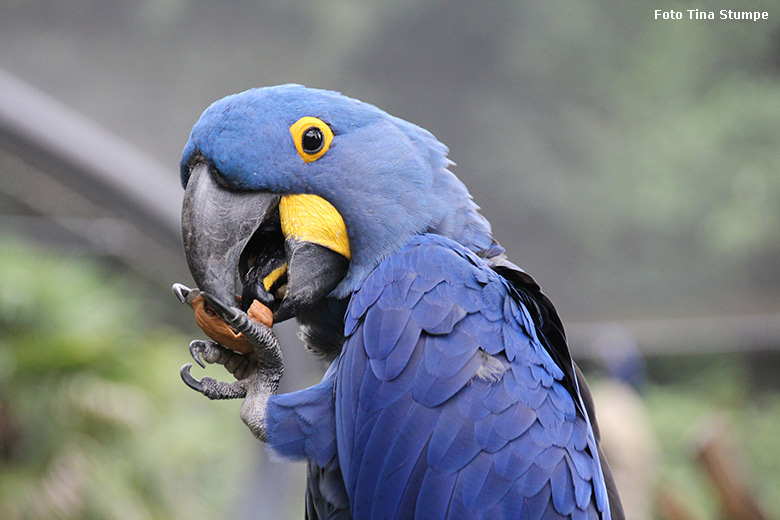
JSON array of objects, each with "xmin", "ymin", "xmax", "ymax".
[
  {"xmin": 189, "ymin": 340, "xmax": 207, "ymax": 368},
  {"xmin": 200, "ymin": 292, "xmax": 241, "ymax": 324},
  {"xmin": 180, "ymin": 363, "xmax": 204, "ymax": 393}
]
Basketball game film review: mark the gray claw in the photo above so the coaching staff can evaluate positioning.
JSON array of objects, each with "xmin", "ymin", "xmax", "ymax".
[
  {"xmin": 172, "ymin": 283, "xmax": 192, "ymax": 303},
  {"xmin": 180, "ymin": 363, "xmax": 204, "ymax": 392},
  {"xmin": 172, "ymin": 283, "xmax": 201, "ymax": 306},
  {"xmin": 189, "ymin": 340, "xmax": 207, "ymax": 368}
]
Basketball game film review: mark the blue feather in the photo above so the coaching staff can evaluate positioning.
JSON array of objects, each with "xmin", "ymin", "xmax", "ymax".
[
  {"xmin": 460, "ymin": 451, "xmax": 492, "ymax": 508},
  {"xmin": 393, "ymin": 441, "xmax": 434, "ymax": 519},
  {"xmin": 462, "ymin": 452, "xmax": 514, "ymax": 512},
  {"xmin": 426, "ymin": 302, "xmax": 468, "ymax": 335},
  {"xmin": 535, "ymin": 394, "xmax": 566, "ymax": 434},
  {"xmin": 371, "ymin": 405, "xmax": 437, "ymax": 518},
  {"xmin": 361, "ymin": 336, "xmax": 423, "ymax": 411},
  {"xmin": 266, "ymin": 374, "xmax": 337, "ymax": 465},
  {"xmin": 409, "ymin": 273, "xmax": 442, "ymax": 294},
  {"xmin": 569, "ymin": 439, "xmax": 595, "ymax": 481},
  {"xmin": 349, "ymin": 392, "xmax": 415, "ymax": 506},
  {"xmin": 431, "ymin": 415, "xmax": 481, "ymax": 474},
  {"xmin": 478, "ymin": 282, "xmax": 505, "ymax": 322},
  {"xmin": 427, "ymin": 403, "xmax": 468, "ymax": 468},
  {"xmin": 379, "ymin": 273, "xmax": 421, "ymax": 310},
  {"xmin": 363, "ymin": 306, "xmax": 414, "ymax": 361},
  {"xmin": 415, "ymin": 468, "xmax": 457, "ymax": 520},
  {"xmin": 500, "ymin": 490, "xmax": 525, "ymax": 520},
  {"xmin": 412, "ymin": 349, "xmax": 482, "ymax": 407},
  {"xmin": 474, "ymin": 413, "xmax": 512, "ymax": 453},
  {"xmin": 368, "ymin": 320, "xmax": 422, "ymax": 381},
  {"xmin": 523, "ymin": 482, "xmax": 554, "ymax": 518},
  {"xmin": 455, "ymin": 382, "xmax": 495, "ymax": 422},
  {"xmin": 422, "ymin": 334, "xmax": 478, "ymax": 379},
  {"xmin": 516, "ymin": 462, "xmax": 552, "ymax": 498},
  {"xmin": 550, "ymin": 458, "xmax": 577, "ymax": 515},
  {"xmin": 570, "ymin": 453, "xmax": 594, "ymax": 510},
  {"xmin": 494, "ymin": 445, "xmax": 534, "ymax": 481},
  {"xmin": 411, "ymin": 300, "xmax": 454, "ymax": 331},
  {"xmin": 496, "ymin": 402, "xmax": 536, "ymax": 439}
]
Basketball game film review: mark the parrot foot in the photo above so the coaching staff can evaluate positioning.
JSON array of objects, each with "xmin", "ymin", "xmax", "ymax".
[
  {"xmin": 173, "ymin": 283, "xmax": 284, "ymax": 442},
  {"xmin": 188, "ymin": 339, "xmax": 257, "ymax": 379},
  {"xmin": 179, "ymin": 340, "xmax": 255, "ymax": 400},
  {"xmin": 180, "ymin": 338, "xmax": 282, "ymax": 441}
]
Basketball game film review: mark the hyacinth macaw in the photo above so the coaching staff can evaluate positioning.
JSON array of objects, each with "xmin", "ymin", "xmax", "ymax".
[{"xmin": 174, "ymin": 84, "xmax": 624, "ymax": 520}]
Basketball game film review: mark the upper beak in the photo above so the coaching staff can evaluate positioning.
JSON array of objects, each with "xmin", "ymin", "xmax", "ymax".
[{"xmin": 181, "ymin": 162, "xmax": 349, "ymax": 323}]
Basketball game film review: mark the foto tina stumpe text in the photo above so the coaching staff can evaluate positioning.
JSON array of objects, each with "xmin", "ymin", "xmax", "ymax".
[{"xmin": 654, "ymin": 9, "xmax": 768, "ymax": 21}]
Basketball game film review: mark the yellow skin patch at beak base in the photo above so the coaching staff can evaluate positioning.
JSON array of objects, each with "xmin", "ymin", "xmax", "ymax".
[{"xmin": 279, "ymin": 194, "xmax": 351, "ymax": 260}]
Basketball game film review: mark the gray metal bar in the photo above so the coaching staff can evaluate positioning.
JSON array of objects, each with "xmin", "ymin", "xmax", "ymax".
[
  {"xmin": 568, "ymin": 312, "xmax": 780, "ymax": 358},
  {"xmin": 0, "ymin": 68, "xmax": 182, "ymax": 246}
]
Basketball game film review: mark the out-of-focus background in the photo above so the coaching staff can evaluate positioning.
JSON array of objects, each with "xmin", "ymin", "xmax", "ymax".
[{"xmin": 1, "ymin": 1, "xmax": 779, "ymax": 519}]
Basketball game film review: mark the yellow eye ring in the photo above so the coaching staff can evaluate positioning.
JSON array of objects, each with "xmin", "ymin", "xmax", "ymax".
[{"xmin": 290, "ymin": 116, "xmax": 333, "ymax": 163}]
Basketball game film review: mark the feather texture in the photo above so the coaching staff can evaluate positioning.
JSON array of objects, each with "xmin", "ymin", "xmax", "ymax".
[
  {"xmin": 334, "ymin": 234, "xmax": 613, "ymax": 519},
  {"xmin": 264, "ymin": 233, "xmax": 618, "ymax": 519}
]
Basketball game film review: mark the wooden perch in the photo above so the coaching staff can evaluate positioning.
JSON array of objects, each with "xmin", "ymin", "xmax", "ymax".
[
  {"xmin": 693, "ymin": 415, "xmax": 773, "ymax": 520},
  {"xmin": 655, "ymin": 484, "xmax": 702, "ymax": 520}
]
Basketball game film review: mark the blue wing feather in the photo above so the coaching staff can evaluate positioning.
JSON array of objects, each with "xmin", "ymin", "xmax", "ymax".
[
  {"xmin": 362, "ymin": 307, "xmax": 411, "ymax": 361},
  {"xmin": 462, "ymin": 451, "xmax": 517, "ymax": 512},
  {"xmin": 368, "ymin": 318, "xmax": 421, "ymax": 381},
  {"xmin": 350, "ymin": 393, "xmax": 415, "ymax": 513},
  {"xmin": 426, "ymin": 403, "xmax": 472, "ymax": 468},
  {"xmin": 415, "ymin": 467, "xmax": 458, "ymax": 520},
  {"xmin": 266, "ymin": 369, "xmax": 338, "ymax": 466},
  {"xmin": 371, "ymin": 406, "xmax": 438, "ymax": 518},
  {"xmin": 265, "ymin": 365, "xmax": 351, "ymax": 520},
  {"xmin": 266, "ymin": 234, "xmax": 613, "ymax": 519},
  {"xmin": 393, "ymin": 438, "xmax": 434, "ymax": 519},
  {"xmin": 551, "ymin": 458, "xmax": 577, "ymax": 515},
  {"xmin": 334, "ymin": 234, "xmax": 611, "ymax": 519}
]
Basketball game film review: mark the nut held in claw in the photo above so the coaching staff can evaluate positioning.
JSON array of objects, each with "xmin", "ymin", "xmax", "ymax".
[{"xmin": 192, "ymin": 297, "xmax": 273, "ymax": 354}]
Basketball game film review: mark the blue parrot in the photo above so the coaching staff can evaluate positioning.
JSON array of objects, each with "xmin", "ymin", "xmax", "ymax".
[{"xmin": 174, "ymin": 84, "xmax": 624, "ymax": 519}]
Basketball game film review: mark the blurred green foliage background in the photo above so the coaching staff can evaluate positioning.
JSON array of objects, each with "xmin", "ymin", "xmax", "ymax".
[
  {"xmin": 0, "ymin": 241, "xmax": 253, "ymax": 519},
  {"xmin": 1, "ymin": 1, "xmax": 779, "ymax": 519}
]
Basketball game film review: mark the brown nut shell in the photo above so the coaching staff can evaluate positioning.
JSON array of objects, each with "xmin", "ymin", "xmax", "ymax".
[
  {"xmin": 191, "ymin": 296, "xmax": 272, "ymax": 354},
  {"xmin": 247, "ymin": 299, "xmax": 274, "ymax": 328}
]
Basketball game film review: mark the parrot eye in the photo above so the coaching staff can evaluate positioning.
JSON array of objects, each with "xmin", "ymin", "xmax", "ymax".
[
  {"xmin": 302, "ymin": 127, "xmax": 324, "ymax": 154},
  {"xmin": 290, "ymin": 116, "xmax": 333, "ymax": 163}
]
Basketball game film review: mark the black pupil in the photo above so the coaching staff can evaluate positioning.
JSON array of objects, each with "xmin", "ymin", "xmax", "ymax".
[{"xmin": 302, "ymin": 126, "xmax": 324, "ymax": 154}]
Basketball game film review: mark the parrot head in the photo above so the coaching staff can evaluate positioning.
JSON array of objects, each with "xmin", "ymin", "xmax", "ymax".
[{"xmin": 179, "ymin": 84, "xmax": 497, "ymax": 324}]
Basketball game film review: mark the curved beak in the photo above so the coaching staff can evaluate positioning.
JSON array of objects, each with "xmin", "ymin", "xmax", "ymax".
[{"xmin": 181, "ymin": 163, "xmax": 349, "ymax": 323}]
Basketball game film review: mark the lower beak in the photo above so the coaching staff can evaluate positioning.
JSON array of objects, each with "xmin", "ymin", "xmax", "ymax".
[{"xmin": 273, "ymin": 240, "xmax": 349, "ymax": 322}]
